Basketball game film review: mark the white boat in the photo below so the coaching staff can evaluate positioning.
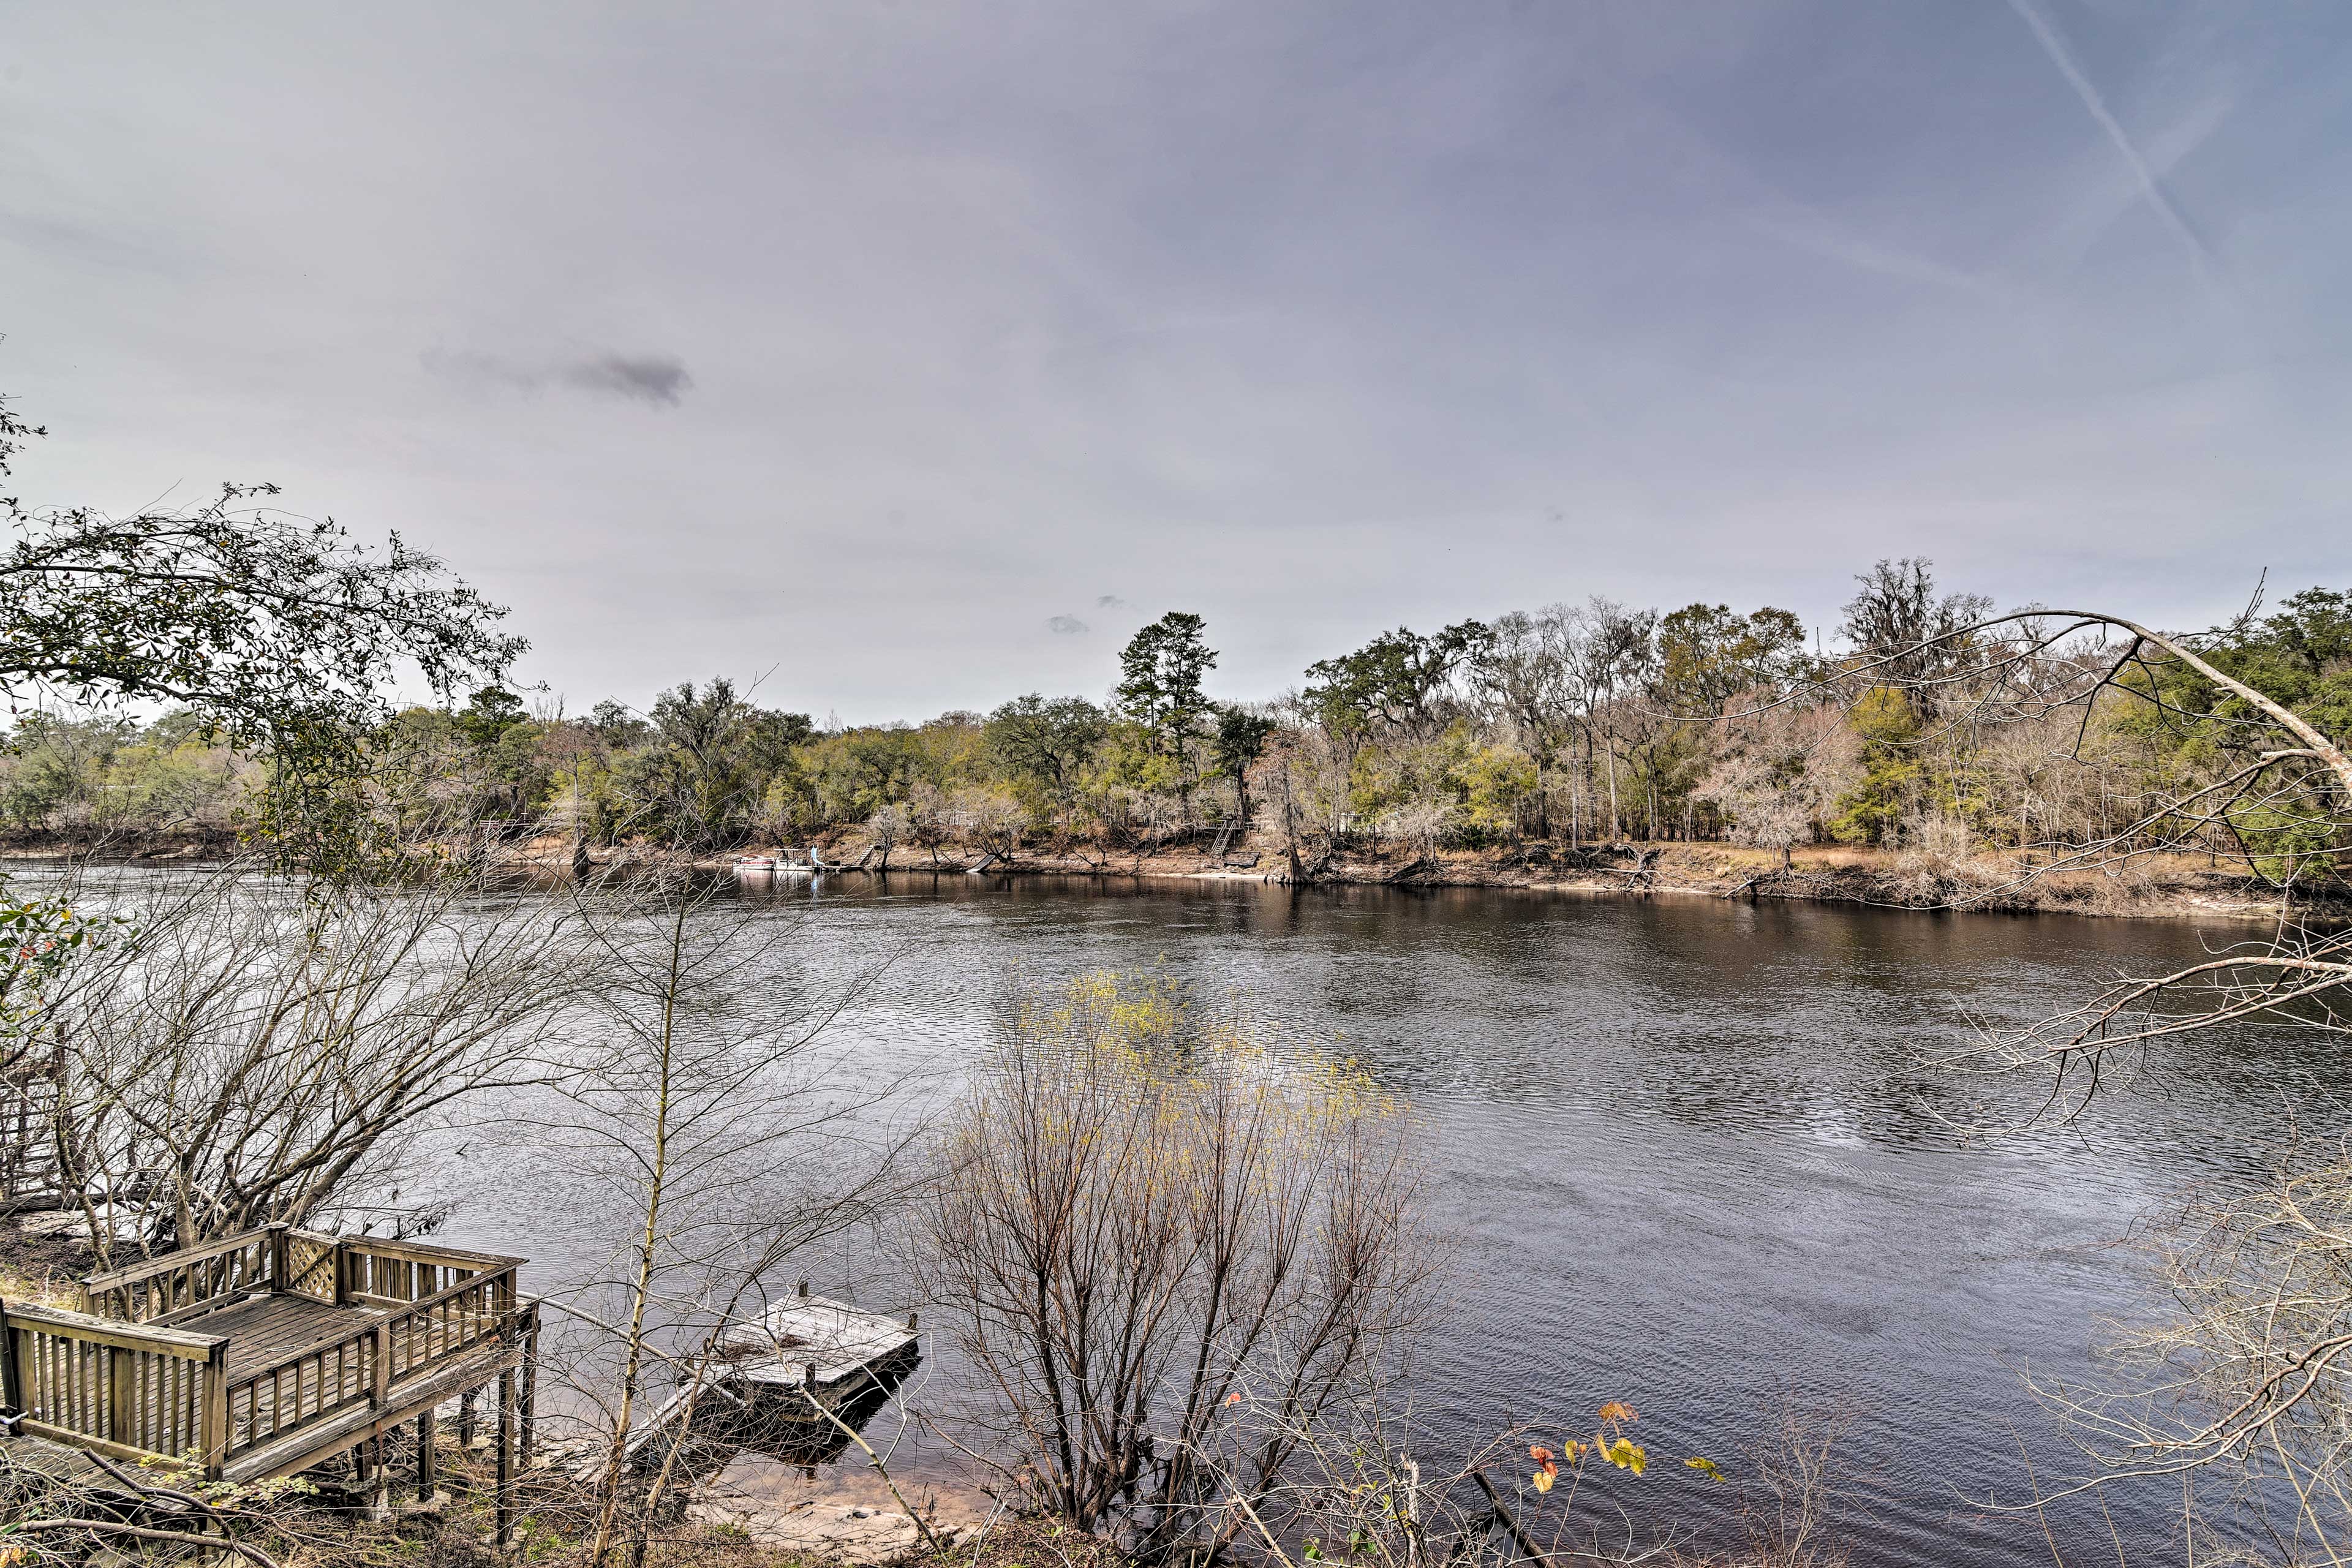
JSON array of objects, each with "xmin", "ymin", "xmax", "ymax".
[{"xmin": 733, "ymin": 854, "xmax": 814, "ymax": 876}]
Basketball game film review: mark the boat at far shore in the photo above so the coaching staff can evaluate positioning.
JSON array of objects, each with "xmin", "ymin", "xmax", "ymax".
[
  {"xmin": 733, "ymin": 852, "xmax": 815, "ymax": 876},
  {"xmin": 735, "ymin": 844, "xmax": 878, "ymax": 876}
]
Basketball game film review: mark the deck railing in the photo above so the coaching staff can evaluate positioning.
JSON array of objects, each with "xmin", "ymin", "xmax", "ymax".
[
  {"xmin": 281, "ymin": 1227, "xmax": 341, "ymax": 1302},
  {"xmin": 81, "ymin": 1229, "xmax": 277, "ymax": 1324},
  {"xmin": 338, "ymin": 1235, "xmax": 518, "ymax": 1309},
  {"xmin": 385, "ymin": 1264, "xmax": 517, "ymax": 1381},
  {"xmin": 7, "ymin": 1226, "xmax": 526, "ymax": 1479},
  {"xmin": 78, "ymin": 1225, "xmax": 522, "ymax": 1322},
  {"xmin": 224, "ymin": 1313, "xmax": 380, "ymax": 1455},
  {"xmin": 0, "ymin": 1298, "xmax": 228, "ymax": 1471},
  {"xmin": 224, "ymin": 1257, "xmax": 520, "ymax": 1457}
]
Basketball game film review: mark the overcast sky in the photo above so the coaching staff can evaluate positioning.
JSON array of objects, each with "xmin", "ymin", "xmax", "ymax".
[{"xmin": 3, "ymin": 2, "xmax": 2348, "ymax": 722}]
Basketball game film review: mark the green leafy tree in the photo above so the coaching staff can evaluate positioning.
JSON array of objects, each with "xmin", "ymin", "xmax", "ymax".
[
  {"xmin": 1831, "ymin": 687, "xmax": 1925, "ymax": 845},
  {"xmin": 1115, "ymin": 612, "xmax": 1219, "ymax": 812},
  {"xmin": 986, "ymin": 694, "xmax": 1109, "ymax": 832},
  {"xmin": 616, "ymin": 679, "xmax": 772, "ymax": 846},
  {"xmin": 2103, "ymin": 586, "xmax": 2352, "ymax": 883},
  {"xmin": 589, "ymin": 698, "xmax": 650, "ymax": 748},
  {"xmin": 1212, "ymin": 703, "xmax": 1278, "ymax": 822},
  {"xmin": 1303, "ymin": 621, "xmax": 1491, "ymax": 736},
  {"xmin": 1115, "ymin": 612, "xmax": 1218, "ymax": 758},
  {"xmin": 453, "ymin": 685, "xmax": 530, "ymax": 750},
  {"xmin": 1656, "ymin": 603, "xmax": 1809, "ymax": 714},
  {"xmin": 802, "ymin": 724, "xmax": 927, "ymax": 824}
]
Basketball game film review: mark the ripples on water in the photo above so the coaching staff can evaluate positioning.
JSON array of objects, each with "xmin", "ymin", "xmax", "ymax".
[{"xmin": 119, "ymin": 869, "xmax": 2332, "ymax": 1568}]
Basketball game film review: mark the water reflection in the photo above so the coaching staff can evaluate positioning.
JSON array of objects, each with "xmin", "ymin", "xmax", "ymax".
[{"xmin": 643, "ymin": 1350, "xmax": 922, "ymax": 1483}]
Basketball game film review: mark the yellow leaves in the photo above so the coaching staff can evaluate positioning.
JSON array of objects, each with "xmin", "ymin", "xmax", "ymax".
[
  {"xmin": 1516, "ymin": 1403, "xmax": 1686, "ymax": 1504},
  {"xmin": 1684, "ymin": 1455, "xmax": 1724, "ymax": 1482},
  {"xmin": 1528, "ymin": 1443, "xmax": 1559, "ymax": 1491}
]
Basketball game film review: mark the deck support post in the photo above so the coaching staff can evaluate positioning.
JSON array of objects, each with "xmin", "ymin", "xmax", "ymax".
[
  {"xmin": 0, "ymin": 1302, "xmax": 23, "ymax": 1416},
  {"xmin": 415, "ymin": 1408, "xmax": 437, "ymax": 1502},
  {"xmin": 201, "ymin": 1340, "xmax": 230, "ymax": 1482},
  {"xmin": 371, "ymin": 1321, "xmax": 391, "ymax": 1409},
  {"xmin": 519, "ymin": 1303, "xmax": 539, "ymax": 1472},
  {"xmin": 356, "ymin": 1434, "xmax": 390, "ymax": 1522},
  {"xmin": 494, "ymin": 1369, "xmax": 517, "ymax": 1548},
  {"xmin": 458, "ymin": 1389, "xmax": 478, "ymax": 1448}
]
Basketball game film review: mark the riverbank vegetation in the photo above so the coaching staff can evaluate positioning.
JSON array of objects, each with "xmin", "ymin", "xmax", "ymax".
[{"xmin": 7, "ymin": 568, "xmax": 2342, "ymax": 911}]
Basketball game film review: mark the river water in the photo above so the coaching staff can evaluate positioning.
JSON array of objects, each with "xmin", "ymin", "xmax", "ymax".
[{"xmin": 383, "ymin": 876, "xmax": 2339, "ymax": 1563}]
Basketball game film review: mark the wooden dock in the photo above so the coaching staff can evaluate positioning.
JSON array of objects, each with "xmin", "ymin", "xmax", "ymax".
[
  {"xmin": 712, "ymin": 1285, "xmax": 918, "ymax": 1408},
  {"xmin": 0, "ymin": 1224, "xmax": 540, "ymax": 1540},
  {"xmin": 614, "ymin": 1284, "xmax": 918, "ymax": 1475}
]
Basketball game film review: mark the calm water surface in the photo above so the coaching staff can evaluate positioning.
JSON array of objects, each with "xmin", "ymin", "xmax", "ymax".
[{"xmin": 423, "ymin": 875, "xmax": 2337, "ymax": 1567}]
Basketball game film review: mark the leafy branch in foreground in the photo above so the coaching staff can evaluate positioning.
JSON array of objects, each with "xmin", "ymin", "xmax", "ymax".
[{"xmin": 0, "ymin": 389, "xmax": 522, "ymax": 870}]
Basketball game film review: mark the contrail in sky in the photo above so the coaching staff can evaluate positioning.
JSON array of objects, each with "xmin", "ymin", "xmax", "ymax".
[{"xmin": 2003, "ymin": 0, "xmax": 2229, "ymax": 295}]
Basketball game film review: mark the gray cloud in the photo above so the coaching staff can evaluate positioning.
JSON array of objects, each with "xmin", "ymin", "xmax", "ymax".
[
  {"xmin": 422, "ymin": 349, "xmax": 692, "ymax": 407},
  {"xmin": 1047, "ymin": 614, "xmax": 1090, "ymax": 635},
  {"xmin": 1095, "ymin": 595, "xmax": 1126, "ymax": 610},
  {"xmin": 560, "ymin": 354, "xmax": 692, "ymax": 405}
]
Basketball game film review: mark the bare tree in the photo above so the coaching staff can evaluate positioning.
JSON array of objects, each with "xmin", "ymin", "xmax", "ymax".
[
  {"xmin": 1749, "ymin": 592, "xmax": 2352, "ymax": 1541},
  {"xmin": 1563, "ymin": 600, "xmax": 1659, "ymax": 842},
  {"xmin": 912, "ymin": 971, "xmax": 1439, "ymax": 1556},
  {"xmin": 39, "ymin": 859, "xmax": 581, "ymax": 1257},
  {"xmin": 865, "ymin": 802, "xmax": 911, "ymax": 872},
  {"xmin": 1476, "ymin": 608, "xmax": 1580, "ymax": 840},
  {"xmin": 951, "ymin": 785, "xmax": 1028, "ymax": 863},
  {"xmin": 2013, "ymin": 1135, "xmax": 2352, "ymax": 1559},
  {"xmin": 1697, "ymin": 696, "xmax": 1859, "ymax": 874},
  {"xmin": 520, "ymin": 873, "xmax": 921, "ymax": 1568}
]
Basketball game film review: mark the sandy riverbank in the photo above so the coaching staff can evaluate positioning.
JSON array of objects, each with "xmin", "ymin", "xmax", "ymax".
[{"xmin": 4, "ymin": 829, "xmax": 2330, "ymax": 922}]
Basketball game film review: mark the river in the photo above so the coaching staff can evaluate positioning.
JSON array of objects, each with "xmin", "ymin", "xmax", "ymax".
[{"xmin": 342, "ymin": 875, "xmax": 2345, "ymax": 1563}]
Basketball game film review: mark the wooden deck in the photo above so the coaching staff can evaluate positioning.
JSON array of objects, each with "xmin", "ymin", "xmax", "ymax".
[{"xmin": 1, "ymin": 1223, "xmax": 538, "ymax": 1536}]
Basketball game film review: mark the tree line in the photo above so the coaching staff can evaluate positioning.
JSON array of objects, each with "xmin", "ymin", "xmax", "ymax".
[{"xmin": 9, "ymin": 562, "xmax": 2346, "ymax": 889}]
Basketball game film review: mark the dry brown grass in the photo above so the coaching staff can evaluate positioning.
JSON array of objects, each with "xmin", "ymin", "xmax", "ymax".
[{"xmin": 0, "ymin": 1218, "xmax": 90, "ymax": 1310}]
